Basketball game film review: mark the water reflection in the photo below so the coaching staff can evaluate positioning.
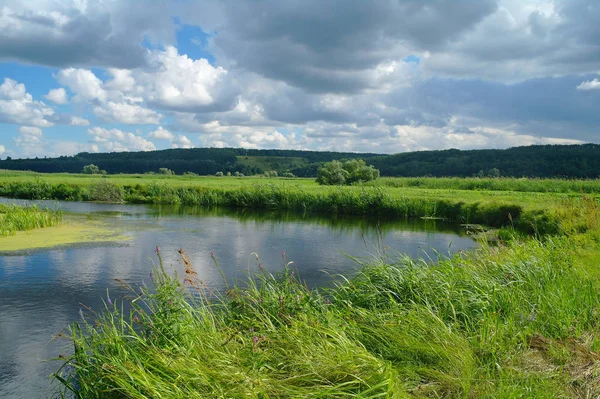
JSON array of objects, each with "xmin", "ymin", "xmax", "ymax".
[{"xmin": 0, "ymin": 199, "xmax": 477, "ymax": 398}]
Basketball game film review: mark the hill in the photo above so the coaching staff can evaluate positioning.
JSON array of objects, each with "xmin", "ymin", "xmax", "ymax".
[{"xmin": 0, "ymin": 144, "xmax": 599, "ymax": 178}]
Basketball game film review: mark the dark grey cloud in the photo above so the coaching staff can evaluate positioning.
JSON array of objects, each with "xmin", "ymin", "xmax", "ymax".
[
  {"xmin": 0, "ymin": 1, "xmax": 175, "ymax": 68},
  {"xmin": 203, "ymin": 0, "xmax": 497, "ymax": 93}
]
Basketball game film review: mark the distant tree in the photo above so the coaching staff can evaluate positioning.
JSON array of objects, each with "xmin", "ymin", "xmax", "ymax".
[
  {"xmin": 226, "ymin": 171, "xmax": 232, "ymax": 176},
  {"xmin": 264, "ymin": 170, "xmax": 278, "ymax": 178},
  {"xmin": 281, "ymin": 172, "xmax": 296, "ymax": 178},
  {"xmin": 488, "ymin": 168, "xmax": 500, "ymax": 178},
  {"xmin": 5, "ymin": 156, "xmax": 11, "ymax": 161},
  {"xmin": 316, "ymin": 160, "xmax": 349, "ymax": 185},
  {"xmin": 215, "ymin": 171, "xmax": 224, "ymax": 177},
  {"xmin": 343, "ymin": 159, "xmax": 380, "ymax": 184},
  {"xmin": 316, "ymin": 159, "xmax": 380, "ymax": 185},
  {"xmin": 82, "ymin": 164, "xmax": 100, "ymax": 174},
  {"xmin": 159, "ymin": 167, "xmax": 175, "ymax": 175},
  {"xmin": 234, "ymin": 171, "xmax": 244, "ymax": 177},
  {"xmin": 476, "ymin": 170, "xmax": 485, "ymax": 178}
]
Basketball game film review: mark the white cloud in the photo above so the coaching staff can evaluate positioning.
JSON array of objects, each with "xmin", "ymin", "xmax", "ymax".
[
  {"xmin": 577, "ymin": 79, "xmax": 600, "ymax": 91},
  {"xmin": 141, "ymin": 46, "xmax": 229, "ymax": 111},
  {"xmin": 0, "ymin": 145, "xmax": 5, "ymax": 155},
  {"xmin": 18, "ymin": 126, "xmax": 43, "ymax": 136},
  {"xmin": 87, "ymin": 127, "xmax": 156, "ymax": 152},
  {"xmin": 57, "ymin": 68, "xmax": 107, "ymax": 102},
  {"xmin": 44, "ymin": 88, "xmax": 68, "ymax": 104},
  {"xmin": 0, "ymin": 78, "xmax": 54, "ymax": 127},
  {"xmin": 93, "ymin": 101, "xmax": 161, "ymax": 124},
  {"xmin": 70, "ymin": 116, "xmax": 90, "ymax": 126},
  {"xmin": 148, "ymin": 126, "xmax": 174, "ymax": 140},
  {"xmin": 171, "ymin": 134, "xmax": 194, "ymax": 149}
]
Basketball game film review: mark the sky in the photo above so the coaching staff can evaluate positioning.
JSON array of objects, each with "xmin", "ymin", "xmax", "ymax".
[{"xmin": 0, "ymin": 0, "xmax": 599, "ymax": 159}]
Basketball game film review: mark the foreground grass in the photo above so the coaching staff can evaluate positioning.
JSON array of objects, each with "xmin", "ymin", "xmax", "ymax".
[
  {"xmin": 0, "ymin": 203, "xmax": 62, "ymax": 236},
  {"xmin": 53, "ymin": 227, "xmax": 600, "ymax": 398}
]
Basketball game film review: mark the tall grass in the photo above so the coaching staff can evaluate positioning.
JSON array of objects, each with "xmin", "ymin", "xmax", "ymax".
[
  {"xmin": 53, "ymin": 236, "xmax": 600, "ymax": 398},
  {"xmin": 0, "ymin": 203, "xmax": 62, "ymax": 236},
  {"xmin": 372, "ymin": 176, "xmax": 600, "ymax": 194},
  {"xmin": 0, "ymin": 179, "xmax": 572, "ymax": 234}
]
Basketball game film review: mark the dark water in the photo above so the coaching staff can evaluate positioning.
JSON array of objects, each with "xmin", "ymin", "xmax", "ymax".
[{"xmin": 0, "ymin": 199, "xmax": 477, "ymax": 398}]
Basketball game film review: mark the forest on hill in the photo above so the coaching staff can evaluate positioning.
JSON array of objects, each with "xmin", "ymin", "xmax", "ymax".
[{"xmin": 1, "ymin": 144, "xmax": 599, "ymax": 178}]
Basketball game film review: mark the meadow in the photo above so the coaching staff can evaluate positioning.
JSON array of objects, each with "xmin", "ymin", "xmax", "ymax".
[{"xmin": 1, "ymin": 171, "xmax": 600, "ymax": 397}]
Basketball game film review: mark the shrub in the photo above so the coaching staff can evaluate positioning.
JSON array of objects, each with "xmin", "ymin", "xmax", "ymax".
[
  {"xmin": 82, "ymin": 164, "xmax": 100, "ymax": 174},
  {"xmin": 159, "ymin": 168, "xmax": 175, "ymax": 175},
  {"xmin": 215, "ymin": 171, "xmax": 224, "ymax": 177},
  {"xmin": 87, "ymin": 181, "xmax": 124, "ymax": 203},
  {"xmin": 316, "ymin": 159, "xmax": 380, "ymax": 185}
]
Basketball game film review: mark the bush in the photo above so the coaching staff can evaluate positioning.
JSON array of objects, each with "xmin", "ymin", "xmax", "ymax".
[
  {"xmin": 87, "ymin": 181, "xmax": 124, "ymax": 203},
  {"xmin": 82, "ymin": 164, "xmax": 100, "ymax": 174},
  {"xmin": 316, "ymin": 159, "xmax": 379, "ymax": 185},
  {"xmin": 159, "ymin": 168, "xmax": 175, "ymax": 175},
  {"xmin": 215, "ymin": 171, "xmax": 224, "ymax": 177}
]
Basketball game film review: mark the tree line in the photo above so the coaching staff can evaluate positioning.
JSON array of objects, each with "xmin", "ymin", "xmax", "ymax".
[{"xmin": 1, "ymin": 144, "xmax": 599, "ymax": 178}]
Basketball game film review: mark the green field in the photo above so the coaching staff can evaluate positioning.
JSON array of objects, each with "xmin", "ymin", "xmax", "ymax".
[{"xmin": 1, "ymin": 171, "xmax": 600, "ymax": 397}]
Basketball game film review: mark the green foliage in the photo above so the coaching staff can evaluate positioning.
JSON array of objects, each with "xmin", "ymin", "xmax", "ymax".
[
  {"xmin": 215, "ymin": 171, "xmax": 224, "ymax": 177},
  {"xmin": 316, "ymin": 160, "xmax": 349, "ymax": 185},
  {"xmin": 0, "ymin": 204, "xmax": 62, "ymax": 236},
  {"xmin": 82, "ymin": 164, "xmax": 100, "ymax": 174},
  {"xmin": 488, "ymin": 168, "xmax": 501, "ymax": 178},
  {"xmin": 87, "ymin": 181, "xmax": 124, "ymax": 203},
  {"xmin": 264, "ymin": 170, "xmax": 278, "ymax": 178},
  {"xmin": 317, "ymin": 159, "xmax": 379, "ymax": 185},
  {"xmin": 53, "ymin": 232, "xmax": 600, "ymax": 397},
  {"xmin": 158, "ymin": 167, "xmax": 175, "ymax": 175}
]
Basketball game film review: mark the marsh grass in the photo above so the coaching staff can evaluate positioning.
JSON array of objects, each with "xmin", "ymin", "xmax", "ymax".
[
  {"xmin": 53, "ymin": 233, "xmax": 600, "ymax": 398},
  {"xmin": 0, "ymin": 203, "xmax": 62, "ymax": 236}
]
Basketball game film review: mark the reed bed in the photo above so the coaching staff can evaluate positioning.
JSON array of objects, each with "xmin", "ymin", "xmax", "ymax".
[
  {"xmin": 0, "ymin": 203, "xmax": 62, "ymax": 236},
  {"xmin": 0, "ymin": 178, "xmax": 585, "ymax": 235}
]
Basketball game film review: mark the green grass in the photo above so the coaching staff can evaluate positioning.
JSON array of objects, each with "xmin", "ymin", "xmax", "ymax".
[
  {"xmin": 53, "ymin": 229, "xmax": 600, "ymax": 398},
  {"xmin": 34, "ymin": 171, "xmax": 600, "ymax": 397},
  {"xmin": 0, "ymin": 203, "xmax": 62, "ymax": 236},
  {"xmin": 2, "ymin": 171, "xmax": 596, "ymax": 235}
]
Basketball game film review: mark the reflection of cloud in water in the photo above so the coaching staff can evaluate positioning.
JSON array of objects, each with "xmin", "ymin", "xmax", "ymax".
[
  {"xmin": 0, "ymin": 200, "xmax": 477, "ymax": 397},
  {"xmin": 0, "ymin": 256, "xmax": 27, "ymax": 275}
]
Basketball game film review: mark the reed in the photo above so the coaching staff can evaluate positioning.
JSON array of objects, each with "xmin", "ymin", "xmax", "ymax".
[{"xmin": 0, "ymin": 203, "xmax": 62, "ymax": 236}]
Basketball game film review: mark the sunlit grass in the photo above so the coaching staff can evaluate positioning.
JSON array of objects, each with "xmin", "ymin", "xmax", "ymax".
[
  {"xmin": 53, "ymin": 230, "xmax": 600, "ymax": 397},
  {"xmin": 0, "ymin": 203, "xmax": 62, "ymax": 236}
]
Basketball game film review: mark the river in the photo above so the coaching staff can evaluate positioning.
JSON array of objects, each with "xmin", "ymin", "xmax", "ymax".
[{"xmin": 0, "ymin": 199, "xmax": 477, "ymax": 398}]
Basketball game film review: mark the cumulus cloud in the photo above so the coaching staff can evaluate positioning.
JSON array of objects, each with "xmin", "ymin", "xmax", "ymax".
[
  {"xmin": 0, "ymin": 145, "xmax": 5, "ymax": 155},
  {"xmin": 70, "ymin": 116, "xmax": 89, "ymax": 126},
  {"xmin": 148, "ymin": 126, "xmax": 174, "ymax": 140},
  {"xmin": 0, "ymin": 78, "xmax": 54, "ymax": 127},
  {"xmin": 44, "ymin": 87, "xmax": 68, "ymax": 104},
  {"xmin": 0, "ymin": 0, "xmax": 175, "ymax": 68},
  {"xmin": 87, "ymin": 127, "xmax": 156, "ymax": 152},
  {"xmin": 577, "ymin": 78, "xmax": 600, "ymax": 90},
  {"xmin": 171, "ymin": 134, "xmax": 194, "ymax": 149}
]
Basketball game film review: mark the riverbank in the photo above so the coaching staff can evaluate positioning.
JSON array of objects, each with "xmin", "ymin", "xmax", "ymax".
[
  {"xmin": 53, "ymin": 225, "xmax": 600, "ymax": 397},
  {"xmin": 2, "ymin": 172, "xmax": 597, "ymax": 235}
]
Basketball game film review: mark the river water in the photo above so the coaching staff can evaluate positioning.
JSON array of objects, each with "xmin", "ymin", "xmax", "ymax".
[{"xmin": 0, "ymin": 199, "xmax": 477, "ymax": 398}]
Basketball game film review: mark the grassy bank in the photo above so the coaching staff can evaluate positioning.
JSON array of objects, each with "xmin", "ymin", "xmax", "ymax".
[
  {"xmin": 53, "ymin": 229, "xmax": 600, "ymax": 397},
  {"xmin": 2, "ymin": 172, "xmax": 597, "ymax": 235},
  {"xmin": 37, "ymin": 172, "xmax": 600, "ymax": 397},
  {"xmin": 0, "ymin": 203, "xmax": 62, "ymax": 236}
]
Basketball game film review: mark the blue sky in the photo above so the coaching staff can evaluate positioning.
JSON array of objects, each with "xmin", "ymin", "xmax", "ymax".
[{"xmin": 0, "ymin": 0, "xmax": 599, "ymax": 159}]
